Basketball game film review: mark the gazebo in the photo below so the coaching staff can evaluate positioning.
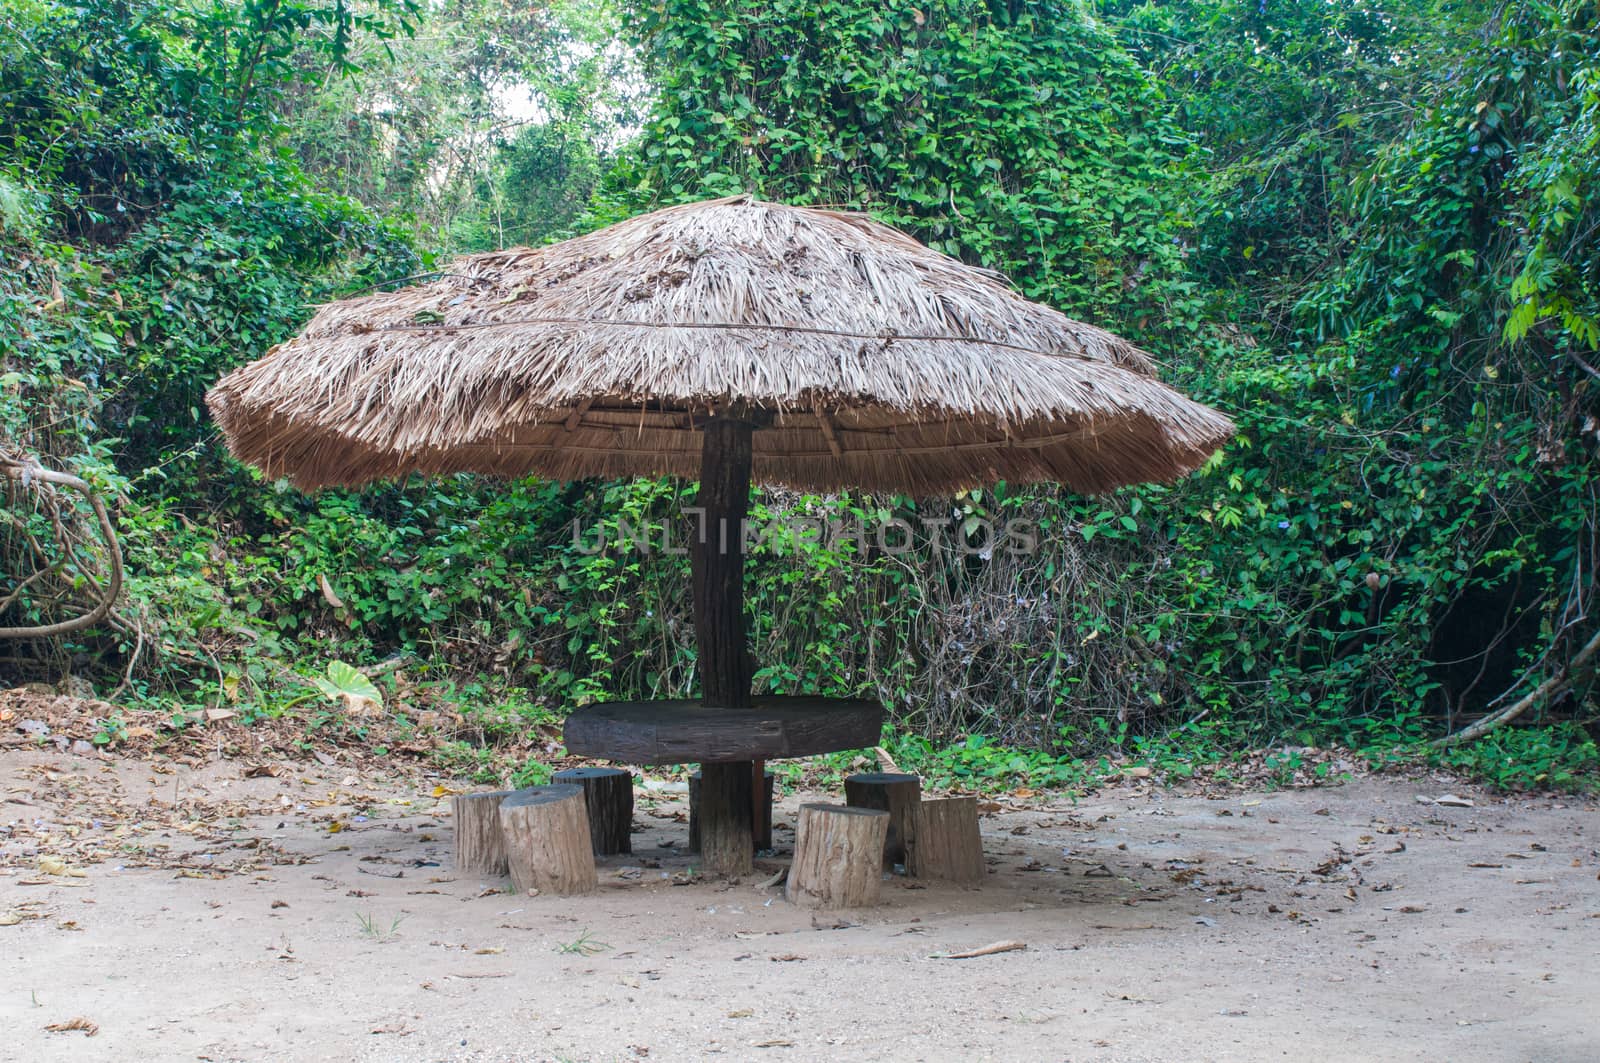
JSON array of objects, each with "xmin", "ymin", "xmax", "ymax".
[{"xmin": 207, "ymin": 195, "xmax": 1233, "ymax": 876}]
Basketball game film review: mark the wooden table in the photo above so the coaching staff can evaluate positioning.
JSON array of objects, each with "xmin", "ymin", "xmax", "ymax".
[
  {"xmin": 563, "ymin": 696, "xmax": 885, "ymax": 873},
  {"xmin": 563, "ymin": 696, "xmax": 884, "ymax": 765}
]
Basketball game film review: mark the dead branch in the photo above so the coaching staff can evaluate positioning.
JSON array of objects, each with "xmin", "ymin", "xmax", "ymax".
[
  {"xmin": 1434, "ymin": 625, "xmax": 1600, "ymax": 747},
  {"xmin": 0, "ymin": 456, "xmax": 124, "ymax": 639}
]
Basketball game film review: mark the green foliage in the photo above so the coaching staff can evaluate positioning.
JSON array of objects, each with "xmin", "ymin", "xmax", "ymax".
[
  {"xmin": 1431, "ymin": 724, "xmax": 1600, "ymax": 793},
  {"xmin": 625, "ymin": 0, "xmax": 1187, "ymax": 326},
  {"xmin": 308, "ymin": 661, "xmax": 383, "ymax": 708},
  {"xmin": 3, "ymin": 0, "xmax": 1597, "ymax": 794}
]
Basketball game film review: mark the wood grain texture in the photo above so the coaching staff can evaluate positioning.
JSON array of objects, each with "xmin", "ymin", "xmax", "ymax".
[
  {"xmin": 907, "ymin": 796, "xmax": 984, "ymax": 884},
  {"xmin": 691, "ymin": 416, "xmax": 754, "ymax": 709},
  {"xmin": 843, "ymin": 772, "xmax": 921, "ymax": 867},
  {"xmin": 563, "ymin": 696, "xmax": 883, "ymax": 764},
  {"xmin": 498, "ymin": 785, "xmax": 597, "ymax": 896},
  {"xmin": 689, "ymin": 768, "xmax": 774, "ymax": 852},
  {"xmin": 785, "ymin": 803, "xmax": 889, "ymax": 909},
  {"xmin": 697, "ymin": 762, "xmax": 753, "ymax": 876},
  {"xmin": 452, "ymin": 789, "xmax": 519, "ymax": 876},
  {"xmin": 553, "ymin": 767, "xmax": 634, "ymax": 855}
]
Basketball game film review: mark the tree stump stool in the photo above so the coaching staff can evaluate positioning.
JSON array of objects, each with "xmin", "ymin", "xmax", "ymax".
[
  {"xmin": 453, "ymin": 788, "xmax": 522, "ymax": 876},
  {"xmin": 498, "ymin": 785, "xmax": 597, "ymax": 896},
  {"xmin": 689, "ymin": 768, "xmax": 775, "ymax": 852},
  {"xmin": 843, "ymin": 772, "xmax": 921, "ymax": 867},
  {"xmin": 784, "ymin": 803, "xmax": 890, "ymax": 908},
  {"xmin": 553, "ymin": 767, "xmax": 634, "ymax": 855},
  {"xmin": 906, "ymin": 796, "xmax": 984, "ymax": 884}
]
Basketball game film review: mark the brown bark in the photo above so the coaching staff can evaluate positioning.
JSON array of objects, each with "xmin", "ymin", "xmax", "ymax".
[
  {"xmin": 843, "ymin": 772, "xmax": 921, "ymax": 867},
  {"xmin": 907, "ymin": 796, "xmax": 984, "ymax": 884},
  {"xmin": 785, "ymin": 803, "xmax": 890, "ymax": 908},
  {"xmin": 498, "ymin": 785, "xmax": 597, "ymax": 896},
  {"xmin": 452, "ymin": 789, "xmax": 517, "ymax": 876},
  {"xmin": 553, "ymin": 767, "xmax": 634, "ymax": 855}
]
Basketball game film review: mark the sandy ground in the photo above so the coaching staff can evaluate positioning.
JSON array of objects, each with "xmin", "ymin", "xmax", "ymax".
[{"xmin": 1, "ymin": 749, "xmax": 1596, "ymax": 1063}]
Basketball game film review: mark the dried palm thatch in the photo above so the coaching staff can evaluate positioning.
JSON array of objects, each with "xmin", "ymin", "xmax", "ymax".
[{"xmin": 207, "ymin": 195, "xmax": 1232, "ymax": 494}]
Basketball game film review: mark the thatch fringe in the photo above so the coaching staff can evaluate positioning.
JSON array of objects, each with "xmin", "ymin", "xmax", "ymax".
[{"xmin": 207, "ymin": 196, "xmax": 1233, "ymax": 494}]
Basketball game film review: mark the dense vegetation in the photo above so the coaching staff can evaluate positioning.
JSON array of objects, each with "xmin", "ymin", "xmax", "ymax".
[{"xmin": 3, "ymin": 0, "xmax": 1597, "ymax": 790}]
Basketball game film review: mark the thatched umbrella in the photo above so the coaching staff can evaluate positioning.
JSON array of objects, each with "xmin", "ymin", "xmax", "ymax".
[{"xmin": 208, "ymin": 195, "xmax": 1233, "ymax": 872}]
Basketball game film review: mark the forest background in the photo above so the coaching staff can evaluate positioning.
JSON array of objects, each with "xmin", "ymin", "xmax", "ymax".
[{"xmin": 3, "ymin": 0, "xmax": 1598, "ymax": 791}]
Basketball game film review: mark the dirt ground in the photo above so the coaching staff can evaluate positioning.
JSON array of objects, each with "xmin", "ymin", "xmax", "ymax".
[{"xmin": 2, "ymin": 746, "xmax": 1596, "ymax": 1063}]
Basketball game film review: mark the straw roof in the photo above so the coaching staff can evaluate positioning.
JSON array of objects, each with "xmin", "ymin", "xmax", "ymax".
[{"xmin": 207, "ymin": 195, "xmax": 1233, "ymax": 494}]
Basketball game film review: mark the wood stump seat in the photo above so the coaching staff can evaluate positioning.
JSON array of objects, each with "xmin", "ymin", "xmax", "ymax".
[
  {"xmin": 563, "ymin": 696, "xmax": 884, "ymax": 764},
  {"xmin": 553, "ymin": 766, "xmax": 634, "ymax": 855}
]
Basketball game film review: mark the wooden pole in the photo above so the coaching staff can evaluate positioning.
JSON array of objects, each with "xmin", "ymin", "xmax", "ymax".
[
  {"xmin": 753, "ymin": 761, "xmax": 774, "ymax": 851},
  {"xmin": 690, "ymin": 415, "xmax": 758, "ymax": 876},
  {"xmin": 691, "ymin": 416, "xmax": 754, "ymax": 709},
  {"xmin": 696, "ymin": 762, "xmax": 753, "ymax": 875},
  {"xmin": 690, "ymin": 768, "xmax": 774, "ymax": 852}
]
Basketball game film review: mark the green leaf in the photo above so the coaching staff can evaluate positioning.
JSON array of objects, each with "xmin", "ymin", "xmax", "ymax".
[{"xmin": 310, "ymin": 661, "xmax": 383, "ymax": 707}]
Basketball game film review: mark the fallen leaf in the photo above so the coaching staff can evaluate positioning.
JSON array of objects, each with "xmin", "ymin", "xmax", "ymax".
[
  {"xmin": 318, "ymin": 573, "xmax": 346, "ymax": 610},
  {"xmin": 205, "ymin": 708, "xmax": 236, "ymax": 723},
  {"xmin": 44, "ymin": 1017, "xmax": 98, "ymax": 1036}
]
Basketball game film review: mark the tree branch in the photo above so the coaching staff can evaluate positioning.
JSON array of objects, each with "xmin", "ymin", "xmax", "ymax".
[
  {"xmin": 1433, "ymin": 625, "xmax": 1600, "ymax": 747},
  {"xmin": 0, "ymin": 458, "xmax": 125, "ymax": 639}
]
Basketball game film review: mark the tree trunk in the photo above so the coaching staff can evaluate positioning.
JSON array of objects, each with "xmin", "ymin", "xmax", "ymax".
[
  {"xmin": 907, "ymin": 796, "xmax": 984, "ymax": 884},
  {"xmin": 785, "ymin": 803, "xmax": 890, "ymax": 908},
  {"xmin": 843, "ymin": 772, "xmax": 921, "ymax": 867},
  {"xmin": 553, "ymin": 767, "xmax": 634, "ymax": 855},
  {"xmin": 695, "ymin": 762, "xmax": 754, "ymax": 876},
  {"xmin": 452, "ymin": 789, "xmax": 518, "ymax": 876},
  {"xmin": 498, "ymin": 785, "xmax": 597, "ymax": 896},
  {"xmin": 690, "ymin": 767, "xmax": 774, "ymax": 852}
]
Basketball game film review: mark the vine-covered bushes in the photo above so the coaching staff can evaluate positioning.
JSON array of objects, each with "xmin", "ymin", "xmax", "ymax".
[{"xmin": 2, "ymin": 0, "xmax": 1596, "ymax": 780}]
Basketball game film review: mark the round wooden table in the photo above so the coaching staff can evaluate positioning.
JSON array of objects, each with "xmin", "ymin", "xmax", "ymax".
[
  {"xmin": 563, "ymin": 696, "xmax": 885, "ymax": 874},
  {"xmin": 563, "ymin": 695, "xmax": 884, "ymax": 765}
]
